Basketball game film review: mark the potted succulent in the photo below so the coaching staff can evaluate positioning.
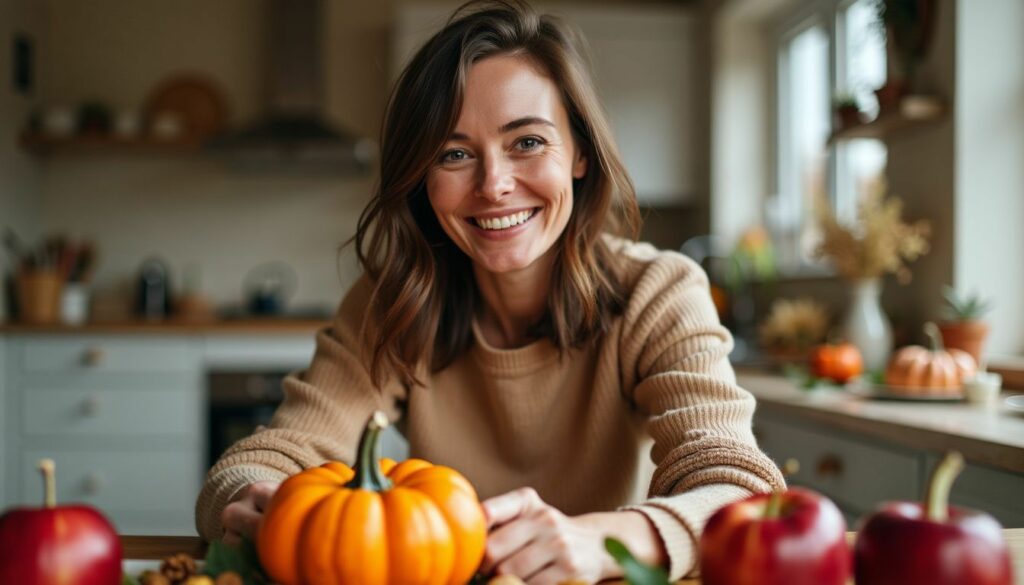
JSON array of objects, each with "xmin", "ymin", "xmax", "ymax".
[
  {"xmin": 938, "ymin": 286, "xmax": 992, "ymax": 365},
  {"xmin": 833, "ymin": 93, "xmax": 863, "ymax": 129}
]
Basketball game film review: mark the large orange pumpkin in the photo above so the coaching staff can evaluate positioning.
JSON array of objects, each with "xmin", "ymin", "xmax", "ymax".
[
  {"xmin": 256, "ymin": 411, "xmax": 487, "ymax": 585},
  {"xmin": 885, "ymin": 322, "xmax": 976, "ymax": 396}
]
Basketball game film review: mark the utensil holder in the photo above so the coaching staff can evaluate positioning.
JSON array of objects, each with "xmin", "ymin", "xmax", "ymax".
[{"xmin": 16, "ymin": 270, "xmax": 64, "ymax": 325}]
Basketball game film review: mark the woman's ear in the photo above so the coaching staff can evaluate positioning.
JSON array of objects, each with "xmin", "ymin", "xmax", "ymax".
[{"xmin": 572, "ymin": 149, "xmax": 588, "ymax": 179}]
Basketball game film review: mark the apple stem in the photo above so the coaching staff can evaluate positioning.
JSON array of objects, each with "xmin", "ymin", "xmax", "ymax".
[
  {"xmin": 764, "ymin": 459, "xmax": 800, "ymax": 519},
  {"xmin": 38, "ymin": 458, "xmax": 57, "ymax": 509},
  {"xmin": 925, "ymin": 451, "xmax": 964, "ymax": 522}
]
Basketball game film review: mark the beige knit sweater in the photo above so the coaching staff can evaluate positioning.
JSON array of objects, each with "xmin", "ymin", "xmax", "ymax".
[{"xmin": 195, "ymin": 238, "xmax": 784, "ymax": 580}]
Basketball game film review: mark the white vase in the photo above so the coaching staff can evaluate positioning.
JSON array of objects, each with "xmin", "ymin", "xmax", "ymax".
[{"xmin": 843, "ymin": 277, "xmax": 893, "ymax": 372}]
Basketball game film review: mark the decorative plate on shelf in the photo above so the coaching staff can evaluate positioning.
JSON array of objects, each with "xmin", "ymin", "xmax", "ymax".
[
  {"xmin": 143, "ymin": 74, "xmax": 228, "ymax": 142},
  {"xmin": 846, "ymin": 378, "xmax": 964, "ymax": 402}
]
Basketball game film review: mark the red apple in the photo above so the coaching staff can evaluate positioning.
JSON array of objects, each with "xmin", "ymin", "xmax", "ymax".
[
  {"xmin": 855, "ymin": 451, "xmax": 1013, "ymax": 585},
  {"xmin": 0, "ymin": 459, "xmax": 122, "ymax": 585},
  {"xmin": 699, "ymin": 463, "xmax": 850, "ymax": 585}
]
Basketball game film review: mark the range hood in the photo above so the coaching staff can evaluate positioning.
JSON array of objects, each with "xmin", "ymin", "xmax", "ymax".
[{"xmin": 208, "ymin": 0, "xmax": 374, "ymax": 173}]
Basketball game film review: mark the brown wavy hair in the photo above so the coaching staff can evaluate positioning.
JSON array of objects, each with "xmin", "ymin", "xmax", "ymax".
[{"xmin": 354, "ymin": 0, "xmax": 641, "ymax": 386}]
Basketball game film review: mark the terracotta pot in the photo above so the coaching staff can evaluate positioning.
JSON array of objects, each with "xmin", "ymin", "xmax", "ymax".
[
  {"xmin": 16, "ymin": 270, "xmax": 64, "ymax": 325},
  {"xmin": 938, "ymin": 320, "xmax": 989, "ymax": 366}
]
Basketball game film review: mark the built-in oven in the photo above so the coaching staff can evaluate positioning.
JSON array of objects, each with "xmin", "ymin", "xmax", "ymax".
[
  {"xmin": 206, "ymin": 371, "xmax": 287, "ymax": 469},
  {"xmin": 205, "ymin": 370, "xmax": 409, "ymax": 468}
]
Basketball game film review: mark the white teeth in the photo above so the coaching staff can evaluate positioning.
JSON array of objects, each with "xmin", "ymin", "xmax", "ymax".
[{"xmin": 475, "ymin": 209, "xmax": 535, "ymax": 231}]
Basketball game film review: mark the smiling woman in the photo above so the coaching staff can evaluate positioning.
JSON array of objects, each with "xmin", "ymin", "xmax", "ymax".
[{"xmin": 195, "ymin": 1, "xmax": 785, "ymax": 583}]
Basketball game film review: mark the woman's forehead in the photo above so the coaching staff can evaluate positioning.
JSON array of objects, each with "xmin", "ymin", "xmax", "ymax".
[{"xmin": 455, "ymin": 54, "xmax": 568, "ymax": 133}]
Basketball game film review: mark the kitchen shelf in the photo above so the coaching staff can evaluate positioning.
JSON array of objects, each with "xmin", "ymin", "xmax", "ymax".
[
  {"xmin": 19, "ymin": 132, "xmax": 204, "ymax": 155},
  {"xmin": 828, "ymin": 104, "xmax": 946, "ymax": 143}
]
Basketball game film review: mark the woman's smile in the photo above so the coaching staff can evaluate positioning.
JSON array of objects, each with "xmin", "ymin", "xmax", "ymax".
[{"xmin": 467, "ymin": 207, "xmax": 540, "ymax": 238}]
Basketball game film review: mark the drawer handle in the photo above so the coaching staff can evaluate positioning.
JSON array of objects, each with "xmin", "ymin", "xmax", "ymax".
[
  {"xmin": 79, "ymin": 396, "xmax": 101, "ymax": 417},
  {"xmin": 82, "ymin": 473, "xmax": 104, "ymax": 495},
  {"xmin": 81, "ymin": 348, "xmax": 106, "ymax": 367},
  {"xmin": 816, "ymin": 454, "xmax": 844, "ymax": 478}
]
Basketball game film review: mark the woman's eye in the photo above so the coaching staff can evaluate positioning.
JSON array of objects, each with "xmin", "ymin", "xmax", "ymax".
[
  {"xmin": 516, "ymin": 137, "xmax": 544, "ymax": 151},
  {"xmin": 441, "ymin": 149, "xmax": 468, "ymax": 163}
]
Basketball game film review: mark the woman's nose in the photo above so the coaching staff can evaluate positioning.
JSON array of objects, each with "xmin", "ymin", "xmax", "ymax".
[{"xmin": 476, "ymin": 155, "xmax": 515, "ymax": 201}]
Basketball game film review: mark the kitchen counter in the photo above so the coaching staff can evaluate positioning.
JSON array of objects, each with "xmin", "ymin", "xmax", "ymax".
[
  {"xmin": 738, "ymin": 370, "xmax": 1024, "ymax": 474},
  {"xmin": 0, "ymin": 318, "xmax": 327, "ymax": 335}
]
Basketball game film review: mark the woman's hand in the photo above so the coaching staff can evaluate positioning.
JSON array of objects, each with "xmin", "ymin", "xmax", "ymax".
[
  {"xmin": 480, "ymin": 487, "xmax": 620, "ymax": 584},
  {"xmin": 220, "ymin": 480, "xmax": 280, "ymax": 545}
]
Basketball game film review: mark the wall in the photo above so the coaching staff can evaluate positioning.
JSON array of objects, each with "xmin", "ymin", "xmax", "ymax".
[
  {"xmin": 0, "ymin": 0, "xmax": 46, "ymax": 320},
  {"xmin": 883, "ymin": 0, "xmax": 956, "ymax": 345},
  {"xmin": 954, "ymin": 0, "xmax": 1024, "ymax": 357}
]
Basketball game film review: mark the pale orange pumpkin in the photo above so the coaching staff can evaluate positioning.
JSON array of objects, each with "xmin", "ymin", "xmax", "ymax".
[
  {"xmin": 256, "ymin": 411, "xmax": 487, "ymax": 585},
  {"xmin": 885, "ymin": 322, "xmax": 976, "ymax": 396}
]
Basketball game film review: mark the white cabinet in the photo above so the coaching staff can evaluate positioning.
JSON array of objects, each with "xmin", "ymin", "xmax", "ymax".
[
  {"xmin": 3, "ymin": 335, "xmax": 204, "ymax": 536},
  {"xmin": 392, "ymin": 3, "xmax": 699, "ymax": 206},
  {"xmin": 1, "ymin": 329, "xmax": 412, "ymax": 536}
]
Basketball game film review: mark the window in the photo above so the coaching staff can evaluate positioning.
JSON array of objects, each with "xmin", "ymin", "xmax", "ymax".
[{"xmin": 769, "ymin": 0, "xmax": 888, "ymax": 272}]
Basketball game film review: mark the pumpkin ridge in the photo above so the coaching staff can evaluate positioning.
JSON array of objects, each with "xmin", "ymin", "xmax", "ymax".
[{"xmin": 298, "ymin": 489, "xmax": 351, "ymax": 585}]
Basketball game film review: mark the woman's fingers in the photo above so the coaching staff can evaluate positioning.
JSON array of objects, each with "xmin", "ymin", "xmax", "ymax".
[
  {"xmin": 248, "ymin": 480, "xmax": 280, "ymax": 512},
  {"xmin": 221, "ymin": 499, "xmax": 262, "ymax": 540},
  {"xmin": 481, "ymin": 488, "xmax": 571, "ymax": 577},
  {"xmin": 483, "ymin": 486, "xmax": 544, "ymax": 529}
]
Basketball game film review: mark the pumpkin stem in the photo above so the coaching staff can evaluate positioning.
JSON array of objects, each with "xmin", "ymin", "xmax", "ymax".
[
  {"xmin": 346, "ymin": 411, "xmax": 393, "ymax": 492},
  {"xmin": 38, "ymin": 458, "xmax": 57, "ymax": 509},
  {"xmin": 764, "ymin": 459, "xmax": 799, "ymax": 519},
  {"xmin": 923, "ymin": 321, "xmax": 945, "ymax": 352},
  {"xmin": 925, "ymin": 451, "xmax": 963, "ymax": 523}
]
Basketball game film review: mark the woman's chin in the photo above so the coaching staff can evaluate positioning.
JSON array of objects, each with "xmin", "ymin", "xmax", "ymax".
[{"xmin": 472, "ymin": 250, "xmax": 540, "ymax": 275}]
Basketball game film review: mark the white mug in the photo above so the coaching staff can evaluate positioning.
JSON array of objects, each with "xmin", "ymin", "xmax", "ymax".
[{"xmin": 60, "ymin": 283, "xmax": 90, "ymax": 326}]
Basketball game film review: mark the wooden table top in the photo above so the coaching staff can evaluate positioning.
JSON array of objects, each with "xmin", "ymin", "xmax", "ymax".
[{"xmin": 122, "ymin": 528, "xmax": 1024, "ymax": 584}]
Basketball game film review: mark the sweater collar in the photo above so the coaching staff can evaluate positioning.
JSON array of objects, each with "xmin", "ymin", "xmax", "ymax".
[{"xmin": 469, "ymin": 319, "xmax": 561, "ymax": 375}]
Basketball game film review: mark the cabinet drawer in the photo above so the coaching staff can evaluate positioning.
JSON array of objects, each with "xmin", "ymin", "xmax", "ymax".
[
  {"xmin": 754, "ymin": 416, "xmax": 923, "ymax": 516},
  {"xmin": 926, "ymin": 454, "xmax": 1024, "ymax": 528},
  {"xmin": 22, "ymin": 387, "xmax": 201, "ymax": 438},
  {"xmin": 19, "ymin": 337, "xmax": 197, "ymax": 373},
  {"xmin": 20, "ymin": 450, "xmax": 201, "ymax": 525}
]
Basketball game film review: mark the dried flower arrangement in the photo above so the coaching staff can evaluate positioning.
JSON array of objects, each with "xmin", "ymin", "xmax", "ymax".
[
  {"xmin": 759, "ymin": 298, "xmax": 830, "ymax": 355},
  {"xmin": 813, "ymin": 181, "xmax": 931, "ymax": 283}
]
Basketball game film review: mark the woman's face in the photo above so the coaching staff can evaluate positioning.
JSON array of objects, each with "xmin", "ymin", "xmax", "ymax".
[{"xmin": 426, "ymin": 54, "xmax": 587, "ymax": 275}]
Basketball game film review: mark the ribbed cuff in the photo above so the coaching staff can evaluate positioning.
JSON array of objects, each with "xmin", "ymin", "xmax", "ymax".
[
  {"xmin": 621, "ymin": 483, "xmax": 753, "ymax": 580},
  {"xmin": 194, "ymin": 465, "xmax": 290, "ymax": 542}
]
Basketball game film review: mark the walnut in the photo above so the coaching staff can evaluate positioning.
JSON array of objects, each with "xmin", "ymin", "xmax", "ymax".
[
  {"xmin": 214, "ymin": 572, "xmax": 243, "ymax": 585},
  {"xmin": 160, "ymin": 552, "xmax": 197, "ymax": 582},
  {"xmin": 140, "ymin": 570, "xmax": 171, "ymax": 585}
]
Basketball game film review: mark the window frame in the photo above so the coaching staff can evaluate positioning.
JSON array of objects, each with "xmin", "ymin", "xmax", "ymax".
[{"xmin": 769, "ymin": 0, "xmax": 886, "ymax": 276}]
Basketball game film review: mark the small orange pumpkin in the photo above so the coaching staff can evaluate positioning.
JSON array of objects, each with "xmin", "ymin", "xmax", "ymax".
[
  {"xmin": 256, "ymin": 411, "xmax": 487, "ymax": 585},
  {"xmin": 809, "ymin": 341, "xmax": 864, "ymax": 383},
  {"xmin": 885, "ymin": 322, "xmax": 977, "ymax": 396}
]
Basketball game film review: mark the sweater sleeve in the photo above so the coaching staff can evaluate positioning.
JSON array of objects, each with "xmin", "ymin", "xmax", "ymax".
[
  {"xmin": 193, "ymin": 277, "xmax": 408, "ymax": 541},
  {"xmin": 614, "ymin": 247, "xmax": 785, "ymax": 580}
]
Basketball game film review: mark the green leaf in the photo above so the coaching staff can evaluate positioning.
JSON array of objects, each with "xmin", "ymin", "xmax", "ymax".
[
  {"xmin": 121, "ymin": 574, "xmax": 140, "ymax": 585},
  {"xmin": 605, "ymin": 537, "xmax": 671, "ymax": 585},
  {"xmin": 203, "ymin": 538, "xmax": 271, "ymax": 585}
]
